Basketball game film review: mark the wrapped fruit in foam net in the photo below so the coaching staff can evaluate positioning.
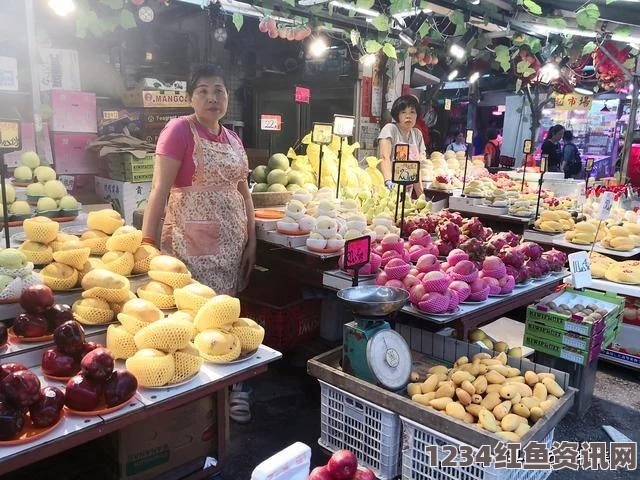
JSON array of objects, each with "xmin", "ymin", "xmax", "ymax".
[
  {"xmin": 101, "ymin": 251, "xmax": 135, "ymax": 276},
  {"xmin": 19, "ymin": 241, "xmax": 53, "ymax": 265},
  {"xmin": 0, "ymin": 248, "xmax": 32, "ymax": 277},
  {"xmin": 148, "ymin": 255, "xmax": 192, "ymax": 288},
  {"xmin": 194, "ymin": 329, "xmax": 242, "ymax": 363},
  {"xmin": 78, "ymin": 258, "xmax": 104, "ymax": 283},
  {"xmin": 134, "ymin": 317, "xmax": 195, "ymax": 353},
  {"xmin": 126, "ymin": 348, "xmax": 175, "ymax": 387},
  {"xmin": 87, "ymin": 209, "xmax": 124, "ymax": 235},
  {"xmin": 50, "ymin": 233, "xmax": 80, "ymax": 252},
  {"xmin": 117, "ymin": 298, "xmax": 164, "ymax": 335},
  {"xmin": 52, "ymin": 240, "xmax": 91, "ymax": 270},
  {"xmin": 132, "ymin": 244, "xmax": 160, "ymax": 274},
  {"xmin": 23, "ymin": 216, "xmax": 59, "ymax": 244},
  {"xmin": 0, "ymin": 276, "xmax": 23, "ymax": 301},
  {"xmin": 137, "ymin": 280, "xmax": 175, "ymax": 309},
  {"xmin": 170, "ymin": 344, "xmax": 203, "ymax": 384},
  {"xmin": 72, "ymin": 297, "xmax": 114, "ymax": 325},
  {"xmin": 41, "ymin": 262, "xmax": 79, "ymax": 291},
  {"xmin": 194, "ymin": 295, "xmax": 240, "ymax": 331},
  {"xmin": 80, "ymin": 230, "xmax": 109, "ymax": 255},
  {"xmin": 230, "ymin": 318, "xmax": 265, "ymax": 353},
  {"xmin": 174, "ymin": 283, "xmax": 216, "ymax": 311},
  {"xmin": 81, "ymin": 269, "xmax": 131, "ymax": 303},
  {"xmin": 106, "ymin": 226, "xmax": 143, "ymax": 253}
]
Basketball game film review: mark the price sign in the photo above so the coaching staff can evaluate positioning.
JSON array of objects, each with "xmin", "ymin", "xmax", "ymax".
[
  {"xmin": 295, "ymin": 86, "xmax": 311, "ymax": 104},
  {"xmin": 466, "ymin": 129, "xmax": 473, "ymax": 144},
  {"xmin": 523, "ymin": 139, "xmax": 532, "ymax": 154},
  {"xmin": 598, "ymin": 191, "xmax": 615, "ymax": 220},
  {"xmin": 344, "ymin": 235, "xmax": 371, "ymax": 270},
  {"xmin": 540, "ymin": 154, "xmax": 548, "ymax": 173},
  {"xmin": 392, "ymin": 160, "xmax": 420, "ymax": 184},
  {"xmin": 311, "ymin": 123, "xmax": 333, "ymax": 145},
  {"xmin": 58, "ymin": 175, "xmax": 75, "ymax": 192},
  {"xmin": 394, "ymin": 143, "xmax": 409, "ymax": 162},
  {"xmin": 260, "ymin": 114, "xmax": 282, "ymax": 132},
  {"xmin": 102, "ymin": 110, "xmax": 119, "ymax": 121},
  {"xmin": 568, "ymin": 251, "xmax": 592, "ymax": 289},
  {"xmin": 444, "ymin": 99, "xmax": 452, "ymax": 111},
  {"xmin": 0, "ymin": 120, "xmax": 21, "ymax": 152},
  {"xmin": 585, "ymin": 158, "xmax": 594, "ymax": 172},
  {"xmin": 333, "ymin": 114, "xmax": 355, "ymax": 137}
]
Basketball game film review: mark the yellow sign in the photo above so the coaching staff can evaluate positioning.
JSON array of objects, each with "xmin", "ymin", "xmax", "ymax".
[
  {"xmin": 392, "ymin": 160, "xmax": 420, "ymax": 184},
  {"xmin": 445, "ymin": 98, "xmax": 452, "ymax": 111},
  {"xmin": 553, "ymin": 93, "xmax": 593, "ymax": 111},
  {"xmin": 142, "ymin": 90, "xmax": 189, "ymax": 108},
  {"xmin": 0, "ymin": 121, "xmax": 20, "ymax": 151},
  {"xmin": 312, "ymin": 123, "xmax": 333, "ymax": 145}
]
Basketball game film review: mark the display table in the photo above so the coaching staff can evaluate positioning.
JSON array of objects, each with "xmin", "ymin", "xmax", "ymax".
[{"xmin": 552, "ymin": 238, "xmax": 640, "ymax": 259}]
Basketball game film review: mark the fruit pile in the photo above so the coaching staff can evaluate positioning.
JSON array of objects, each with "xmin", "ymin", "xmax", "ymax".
[
  {"xmin": 564, "ymin": 219, "xmax": 607, "ymax": 245},
  {"xmin": 406, "ymin": 350, "xmax": 566, "ymax": 441},
  {"xmin": 534, "ymin": 210, "xmax": 575, "ymax": 232},
  {"xmin": 0, "ymin": 248, "xmax": 41, "ymax": 301},
  {"xmin": 71, "ymin": 269, "xmax": 133, "ymax": 325},
  {"xmin": 468, "ymin": 328, "xmax": 523, "ymax": 358},
  {"xmin": 253, "ymin": 153, "xmax": 317, "ymax": 194},
  {"xmin": 600, "ymin": 224, "xmax": 640, "ymax": 251},
  {"xmin": 589, "ymin": 253, "xmax": 640, "ymax": 285},
  {"xmin": 0, "ymin": 364, "xmax": 64, "ymax": 440},
  {"xmin": 309, "ymin": 450, "xmax": 375, "ymax": 480},
  {"xmin": 137, "ymin": 256, "xmax": 193, "ymax": 309},
  {"xmin": 498, "ymin": 244, "xmax": 566, "ymax": 284},
  {"xmin": 41, "ymin": 320, "xmax": 101, "ymax": 379},
  {"xmin": 535, "ymin": 299, "xmax": 609, "ymax": 323},
  {"xmin": 11, "ymin": 285, "xmax": 73, "ymax": 339},
  {"xmin": 12, "ymin": 151, "xmax": 80, "ymax": 219}
]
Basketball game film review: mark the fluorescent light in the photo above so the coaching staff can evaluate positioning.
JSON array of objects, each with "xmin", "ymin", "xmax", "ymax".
[
  {"xmin": 309, "ymin": 37, "xmax": 329, "ymax": 57},
  {"xmin": 392, "ymin": 8, "xmax": 432, "ymax": 20},
  {"xmin": 574, "ymin": 87, "xmax": 594, "ymax": 96},
  {"xmin": 447, "ymin": 70, "xmax": 459, "ymax": 81},
  {"xmin": 468, "ymin": 72, "xmax": 480, "ymax": 83},
  {"xmin": 612, "ymin": 34, "xmax": 640, "ymax": 45},
  {"xmin": 450, "ymin": 44, "xmax": 466, "ymax": 59},
  {"xmin": 329, "ymin": 1, "xmax": 380, "ymax": 17},
  {"xmin": 219, "ymin": 1, "xmax": 295, "ymax": 24},
  {"xmin": 298, "ymin": 0, "xmax": 329, "ymax": 5},
  {"xmin": 48, "ymin": 0, "xmax": 75, "ymax": 16},
  {"xmin": 361, "ymin": 54, "xmax": 377, "ymax": 66},
  {"xmin": 469, "ymin": 0, "xmax": 480, "ymax": 4},
  {"xmin": 531, "ymin": 24, "xmax": 597, "ymax": 39}
]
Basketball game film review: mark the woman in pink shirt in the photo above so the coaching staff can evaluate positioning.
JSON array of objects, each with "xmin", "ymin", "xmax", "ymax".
[{"xmin": 141, "ymin": 64, "xmax": 255, "ymax": 295}]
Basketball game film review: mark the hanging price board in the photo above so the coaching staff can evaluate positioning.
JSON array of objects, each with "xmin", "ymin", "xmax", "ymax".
[
  {"xmin": 311, "ymin": 123, "xmax": 333, "ymax": 145},
  {"xmin": 444, "ymin": 99, "xmax": 452, "ymax": 111},
  {"xmin": 598, "ymin": 191, "xmax": 615, "ymax": 220},
  {"xmin": 466, "ymin": 129, "xmax": 473, "ymax": 144},
  {"xmin": 394, "ymin": 143, "xmax": 409, "ymax": 162},
  {"xmin": 585, "ymin": 158, "xmax": 594, "ymax": 173},
  {"xmin": 523, "ymin": 139, "xmax": 532, "ymax": 154},
  {"xmin": 333, "ymin": 114, "xmax": 355, "ymax": 137},
  {"xmin": 568, "ymin": 251, "xmax": 592, "ymax": 289},
  {"xmin": 0, "ymin": 120, "xmax": 21, "ymax": 152},
  {"xmin": 392, "ymin": 161, "xmax": 420, "ymax": 185},
  {"xmin": 344, "ymin": 235, "xmax": 371, "ymax": 270},
  {"xmin": 260, "ymin": 114, "xmax": 282, "ymax": 132},
  {"xmin": 540, "ymin": 154, "xmax": 548, "ymax": 173}
]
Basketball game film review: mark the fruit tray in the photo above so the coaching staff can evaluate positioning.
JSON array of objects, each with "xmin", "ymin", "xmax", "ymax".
[{"xmin": 0, "ymin": 410, "xmax": 66, "ymax": 446}]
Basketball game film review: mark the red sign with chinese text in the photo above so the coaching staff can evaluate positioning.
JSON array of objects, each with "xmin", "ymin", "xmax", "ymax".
[
  {"xmin": 295, "ymin": 86, "xmax": 311, "ymax": 104},
  {"xmin": 344, "ymin": 236, "xmax": 371, "ymax": 270}
]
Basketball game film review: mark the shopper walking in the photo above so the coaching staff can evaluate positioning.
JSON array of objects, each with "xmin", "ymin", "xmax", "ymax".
[
  {"xmin": 562, "ymin": 130, "xmax": 582, "ymax": 179},
  {"xmin": 483, "ymin": 128, "xmax": 501, "ymax": 168},
  {"xmin": 378, "ymin": 95, "xmax": 425, "ymax": 196},
  {"xmin": 541, "ymin": 124, "xmax": 565, "ymax": 173},
  {"xmin": 446, "ymin": 131, "xmax": 467, "ymax": 153}
]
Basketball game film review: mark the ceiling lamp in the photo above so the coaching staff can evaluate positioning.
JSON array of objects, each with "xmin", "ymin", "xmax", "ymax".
[
  {"xmin": 447, "ymin": 70, "xmax": 459, "ymax": 81},
  {"xmin": 309, "ymin": 37, "xmax": 329, "ymax": 58},
  {"xmin": 48, "ymin": 0, "xmax": 75, "ymax": 16},
  {"xmin": 574, "ymin": 87, "xmax": 594, "ymax": 96},
  {"xmin": 468, "ymin": 72, "xmax": 480, "ymax": 83}
]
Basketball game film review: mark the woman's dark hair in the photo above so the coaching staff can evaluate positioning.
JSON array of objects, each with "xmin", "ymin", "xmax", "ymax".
[
  {"xmin": 391, "ymin": 95, "xmax": 421, "ymax": 122},
  {"xmin": 487, "ymin": 128, "xmax": 498, "ymax": 141},
  {"xmin": 187, "ymin": 64, "xmax": 227, "ymax": 96},
  {"xmin": 563, "ymin": 130, "xmax": 574, "ymax": 142},
  {"xmin": 546, "ymin": 124, "xmax": 565, "ymax": 139}
]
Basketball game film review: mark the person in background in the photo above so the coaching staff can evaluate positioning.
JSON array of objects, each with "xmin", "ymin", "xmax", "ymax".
[
  {"xmin": 378, "ymin": 95, "xmax": 425, "ymax": 197},
  {"xmin": 446, "ymin": 131, "xmax": 467, "ymax": 153},
  {"xmin": 473, "ymin": 131, "xmax": 486, "ymax": 156},
  {"xmin": 483, "ymin": 128, "xmax": 501, "ymax": 167},
  {"xmin": 562, "ymin": 130, "xmax": 582, "ymax": 179},
  {"xmin": 541, "ymin": 124, "xmax": 565, "ymax": 172}
]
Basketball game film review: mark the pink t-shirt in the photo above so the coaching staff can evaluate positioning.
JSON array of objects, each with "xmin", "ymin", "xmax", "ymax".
[{"xmin": 155, "ymin": 116, "xmax": 243, "ymax": 187}]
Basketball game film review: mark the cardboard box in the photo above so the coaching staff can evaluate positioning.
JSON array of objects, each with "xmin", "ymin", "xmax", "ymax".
[
  {"xmin": 45, "ymin": 90, "xmax": 97, "ymax": 133},
  {"xmin": 111, "ymin": 396, "xmax": 217, "ymax": 480},
  {"xmin": 38, "ymin": 48, "xmax": 81, "ymax": 91},
  {"xmin": 524, "ymin": 332, "xmax": 603, "ymax": 365},
  {"xmin": 94, "ymin": 176, "xmax": 151, "ymax": 225},
  {"xmin": 51, "ymin": 132, "xmax": 98, "ymax": 174},
  {"xmin": 0, "ymin": 56, "xmax": 19, "ymax": 91},
  {"xmin": 122, "ymin": 89, "xmax": 189, "ymax": 108}
]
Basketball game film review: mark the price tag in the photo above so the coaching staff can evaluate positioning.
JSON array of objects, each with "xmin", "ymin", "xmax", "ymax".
[
  {"xmin": 0, "ymin": 120, "xmax": 21, "ymax": 152},
  {"xmin": 466, "ymin": 129, "xmax": 473, "ymax": 144},
  {"xmin": 394, "ymin": 143, "xmax": 409, "ymax": 162},
  {"xmin": 344, "ymin": 235, "xmax": 371, "ymax": 270},
  {"xmin": 295, "ymin": 86, "xmax": 311, "ymax": 104},
  {"xmin": 392, "ymin": 160, "xmax": 420, "ymax": 184},
  {"xmin": 540, "ymin": 154, "xmax": 548, "ymax": 173},
  {"xmin": 444, "ymin": 99, "xmax": 452, "ymax": 111},
  {"xmin": 598, "ymin": 191, "xmax": 615, "ymax": 220},
  {"xmin": 311, "ymin": 123, "xmax": 333, "ymax": 145},
  {"xmin": 333, "ymin": 114, "xmax": 355, "ymax": 137},
  {"xmin": 568, "ymin": 251, "xmax": 592, "ymax": 289},
  {"xmin": 59, "ymin": 175, "xmax": 75, "ymax": 192},
  {"xmin": 585, "ymin": 158, "xmax": 594, "ymax": 172},
  {"xmin": 102, "ymin": 110, "xmax": 119, "ymax": 121},
  {"xmin": 523, "ymin": 139, "xmax": 532, "ymax": 154},
  {"xmin": 260, "ymin": 114, "xmax": 282, "ymax": 132}
]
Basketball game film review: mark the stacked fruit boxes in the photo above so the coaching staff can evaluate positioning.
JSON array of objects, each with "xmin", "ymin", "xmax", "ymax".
[{"xmin": 100, "ymin": 153, "xmax": 154, "ymax": 183}]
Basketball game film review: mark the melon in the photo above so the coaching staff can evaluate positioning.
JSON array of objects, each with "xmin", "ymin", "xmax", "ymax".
[
  {"xmin": 253, "ymin": 183, "xmax": 269, "ymax": 193},
  {"xmin": 267, "ymin": 169, "xmax": 288, "ymax": 186},
  {"xmin": 14, "ymin": 166, "xmax": 32, "ymax": 181},
  {"xmin": 252, "ymin": 165, "xmax": 269, "ymax": 183},
  {"xmin": 9, "ymin": 201, "xmax": 30, "ymax": 215},
  {"xmin": 26, "ymin": 183, "xmax": 45, "ymax": 197},
  {"xmin": 20, "ymin": 151, "xmax": 40, "ymax": 169},
  {"xmin": 59, "ymin": 195, "xmax": 78, "ymax": 210},
  {"xmin": 44, "ymin": 180, "xmax": 67, "ymax": 199},
  {"xmin": 37, "ymin": 197, "xmax": 58, "ymax": 212},
  {"xmin": 267, "ymin": 183, "xmax": 287, "ymax": 193},
  {"xmin": 267, "ymin": 153, "xmax": 289, "ymax": 171},
  {"xmin": 36, "ymin": 166, "xmax": 57, "ymax": 183}
]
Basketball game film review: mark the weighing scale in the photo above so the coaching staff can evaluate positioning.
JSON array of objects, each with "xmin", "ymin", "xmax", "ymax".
[{"xmin": 337, "ymin": 286, "xmax": 412, "ymax": 391}]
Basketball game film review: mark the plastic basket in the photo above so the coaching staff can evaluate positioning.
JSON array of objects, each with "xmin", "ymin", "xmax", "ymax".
[
  {"xmin": 401, "ymin": 416, "xmax": 554, "ymax": 480},
  {"xmin": 319, "ymin": 381, "xmax": 400, "ymax": 480}
]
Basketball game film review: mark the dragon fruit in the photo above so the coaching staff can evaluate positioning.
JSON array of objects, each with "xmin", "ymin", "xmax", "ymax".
[
  {"xmin": 437, "ymin": 221, "xmax": 461, "ymax": 245},
  {"xmin": 506, "ymin": 265, "xmax": 529, "ymax": 284},
  {"xmin": 518, "ymin": 242, "xmax": 543, "ymax": 260},
  {"xmin": 461, "ymin": 217, "xmax": 486, "ymax": 241},
  {"xmin": 486, "ymin": 236, "xmax": 508, "ymax": 256},
  {"xmin": 499, "ymin": 247, "xmax": 525, "ymax": 268},
  {"xmin": 435, "ymin": 239, "xmax": 455, "ymax": 257},
  {"xmin": 459, "ymin": 238, "xmax": 487, "ymax": 263},
  {"xmin": 525, "ymin": 259, "xmax": 543, "ymax": 279},
  {"xmin": 439, "ymin": 210, "xmax": 464, "ymax": 226},
  {"xmin": 542, "ymin": 249, "xmax": 567, "ymax": 272}
]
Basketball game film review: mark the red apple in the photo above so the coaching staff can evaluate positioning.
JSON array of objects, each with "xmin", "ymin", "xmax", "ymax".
[
  {"xmin": 54, "ymin": 321, "xmax": 85, "ymax": 356},
  {"xmin": 44, "ymin": 304, "xmax": 74, "ymax": 331},
  {"xmin": 308, "ymin": 466, "xmax": 333, "ymax": 480},
  {"xmin": 41, "ymin": 348, "xmax": 80, "ymax": 377},
  {"xmin": 64, "ymin": 374, "xmax": 103, "ymax": 411},
  {"xmin": 79, "ymin": 341, "xmax": 102, "ymax": 360},
  {"xmin": 20, "ymin": 285, "xmax": 55, "ymax": 314},
  {"xmin": 104, "ymin": 370, "xmax": 138, "ymax": 407},
  {"xmin": 1, "ymin": 370, "xmax": 41, "ymax": 408},
  {"xmin": 81, "ymin": 348, "xmax": 114, "ymax": 383},
  {"xmin": 29, "ymin": 386, "xmax": 64, "ymax": 428},
  {"xmin": 0, "ymin": 401, "xmax": 25, "ymax": 440},
  {"xmin": 403, "ymin": 274, "xmax": 420, "ymax": 290},
  {"xmin": 354, "ymin": 468, "xmax": 377, "ymax": 480},
  {"xmin": 0, "ymin": 363, "xmax": 27, "ymax": 380},
  {"xmin": 327, "ymin": 450, "xmax": 358, "ymax": 480},
  {"xmin": 385, "ymin": 279, "xmax": 405, "ymax": 290},
  {"xmin": 375, "ymin": 271, "xmax": 389, "ymax": 286},
  {"xmin": 13, "ymin": 312, "xmax": 49, "ymax": 338},
  {"xmin": 409, "ymin": 283, "xmax": 427, "ymax": 305}
]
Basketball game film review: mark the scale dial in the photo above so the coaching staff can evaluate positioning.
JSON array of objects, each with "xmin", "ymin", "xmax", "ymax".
[
  {"xmin": 366, "ymin": 329, "xmax": 412, "ymax": 390},
  {"xmin": 138, "ymin": 6, "xmax": 154, "ymax": 23}
]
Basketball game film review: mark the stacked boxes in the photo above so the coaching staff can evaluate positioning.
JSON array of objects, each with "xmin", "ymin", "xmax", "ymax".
[
  {"xmin": 99, "ymin": 153, "xmax": 155, "ymax": 183},
  {"xmin": 97, "ymin": 107, "xmax": 190, "ymax": 143},
  {"xmin": 94, "ymin": 176, "xmax": 151, "ymax": 225},
  {"xmin": 524, "ymin": 288, "xmax": 623, "ymax": 366}
]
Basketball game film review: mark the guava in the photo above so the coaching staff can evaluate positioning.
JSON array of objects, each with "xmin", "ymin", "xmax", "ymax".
[
  {"xmin": 253, "ymin": 183, "xmax": 269, "ymax": 193},
  {"xmin": 267, "ymin": 184, "xmax": 287, "ymax": 193},
  {"xmin": 267, "ymin": 169, "xmax": 288, "ymax": 186},
  {"xmin": 26, "ymin": 183, "xmax": 45, "ymax": 197},
  {"xmin": 37, "ymin": 197, "xmax": 58, "ymax": 212},
  {"xmin": 287, "ymin": 170, "xmax": 306, "ymax": 186},
  {"xmin": 0, "ymin": 248, "xmax": 28, "ymax": 269},
  {"xmin": 286, "ymin": 184, "xmax": 301, "ymax": 192},
  {"xmin": 9, "ymin": 201, "xmax": 31, "ymax": 215},
  {"xmin": 267, "ymin": 153, "xmax": 289, "ymax": 171},
  {"xmin": 58, "ymin": 195, "xmax": 78, "ymax": 210},
  {"xmin": 36, "ymin": 166, "xmax": 57, "ymax": 183},
  {"xmin": 0, "ymin": 274, "xmax": 14, "ymax": 291}
]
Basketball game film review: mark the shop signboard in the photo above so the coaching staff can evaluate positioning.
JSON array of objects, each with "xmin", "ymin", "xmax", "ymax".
[
  {"xmin": 553, "ymin": 93, "xmax": 593, "ymax": 111},
  {"xmin": 141, "ymin": 90, "xmax": 189, "ymax": 108},
  {"xmin": 0, "ymin": 120, "xmax": 21, "ymax": 151}
]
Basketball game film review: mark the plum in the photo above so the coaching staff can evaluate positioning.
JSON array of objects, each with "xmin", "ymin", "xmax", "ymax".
[
  {"xmin": 41, "ymin": 348, "xmax": 80, "ymax": 378},
  {"xmin": 104, "ymin": 370, "xmax": 138, "ymax": 407},
  {"xmin": 29, "ymin": 387, "xmax": 64, "ymax": 428},
  {"xmin": 64, "ymin": 374, "xmax": 103, "ymax": 411},
  {"xmin": 0, "ymin": 363, "xmax": 27, "ymax": 380},
  {"xmin": 53, "ymin": 321, "xmax": 85, "ymax": 355},
  {"xmin": 0, "ymin": 401, "xmax": 25, "ymax": 440},
  {"xmin": 20, "ymin": 284, "xmax": 55, "ymax": 314},
  {"xmin": 13, "ymin": 312, "xmax": 49, "ymax": 338},
  {"xmin": 1, "ymin": 370, "xmax": 41, "ymax": 408},
  {"xmin": 44, "ymin": 304, "xmax": 74, "ymax": 331},
  {"xmin": 81, "ymin": 348, "xmax": 114, "ymax": 383}
]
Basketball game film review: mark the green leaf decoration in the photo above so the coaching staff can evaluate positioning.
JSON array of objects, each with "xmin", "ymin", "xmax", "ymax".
[
  {"xmin": 356, "ymin": 0, "xmax": 375, "ymax": 9},
  {"xmin": 523, "ymin": 0, "xmax": 542, "ymax": 15},
  {"xmin": 527, "ymin": 38, "xmax": 542, "ymax": 54},
  {"xmin": 454, "ymin": 23, "xmax": 466, "ymax": 36},
  {"xmin": 582, "ymin": 41, "xmax": 597, "ymax": 55},
  {"xmin": 383, "ymin": 43, "xmax": 397, "ymax": 59},
  {"xmin": 100, "ymin": 0, "xmax": 123, "ymax": 8},
  {"xmin": 475, "ymin": 35, "xmax": 492, "ymax": 50},
  {"xmin": 390, "ymin": 0, "xmax": 412, "ymax": 15},
  {"xmin": 515, "ymin": 79, "xmax": 523, "ymax": 94},
  {"xmin": 495, "ymin": 45, "xmax": 511, "ymax": 72},
  {"xmin": 517, "ymin": 59, "xmax": 532, "ymax": 74},
  {"xmin": 448, "ymin": 11, "xmax": 465, "ymax": 27},
  {"xmin": 365, "ymin": 39, "xmax": 383, "ymax": 54},
  {"xmin": 418, "ymin": 22, "xmax": 430, "ymax": 39},
  {"xmin": 615, "ymin": 25, "xmax": 631, "ymax": 37},
  {"xmin": 547, "ymin": 18, "xmax": 567, "ymax": 29},
  {"xmin": 576, "ymin": 3, "xmax": 600, "ymax": 30},
  {"xmin": 430, "ymin": 29, "xmax": 443, "ymax": 41},
  {"xmin": 350, "ymin": 29, "xmax": 360, "ymax": 46},
  {"xmin": 232, "ymin": 13, "xmax": 243, "ymax": 31},
  {"xmin": 120, "ymin": 9, "xmax": 137, "ymax": 30},
  {"xmin": 283, "ymin": 0, "xmax": 295, "ymax": 6},
  {"xmin": 372, "ymin": 15, "xmax": 389, "ymax": 32}
]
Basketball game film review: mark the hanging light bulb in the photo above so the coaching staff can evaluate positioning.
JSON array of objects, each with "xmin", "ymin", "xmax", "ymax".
[
  {"xmin": 309, "ymin": 37, "xmax": 329, "ymax": 58},
  {"xmin": 48, "ymin": 0, "xmax": 76, "ymax": 17},
  {"xmin": 361, "ymin": 54, "xmax": 377, "ymax": 67},
  {"xmin": 447, "ymin": 70, "xmax": 459, "ymax": 81}
]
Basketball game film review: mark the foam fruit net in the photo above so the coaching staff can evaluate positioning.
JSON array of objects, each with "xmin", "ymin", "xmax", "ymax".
[
  {"xmin": 21, "ymin": 272, "xmax": 43, "ymax": 289},
  {"xmin": 88, "ymin": 214, "xmax": 124, "ymax": 235},
  {"xmin": 106, "ymin": 231, "xmax": 143, "ymax": 253},
  {"xmin": 194, "ymin": 296, "xmax": 240, "ymax": 331},
  {"xmin": 0, "ymin": 277, "xmax": 23, "ymax": 301},
  {"xmin": 137, "ymin": 288, "xmax": 176, "ymax": 309},
  {"xmin": 102, "ymin": 252, "xmax": 135, "ymax": 276},
  {"xmin": 170, "ymin": 347, "xmax": 203, "ymax": 384},
  {"xmin": 0, "ymin": 263, "xmax": 34, "ymax": 278},
  {"xmin": 174, "ymin": 289, "xmax": 213, "ymax": 312},
  {"xmin": 19, "ymin": 244, "xmax": 53, "ymax": 265},
  {"xmin": 24, "ymin": 220, "xmax": 59, "ymax": 243},
  {"xmin": 82, "ymin": 237, "xmax": 108, "ymax": 255},
  {"xmin": 148, "ymin": 271, "xmax": 193, "ymax": 289},
  {"xmin": 231, "ymin": 323, "xmax": 265, "ymax": 353},
  {"xmin": 126, "ymin": 353, "xmax": 175, "ymax": 387},
  {"xmin": 194, "ymin": 330, "xmax": 242, "ymax": 363},
  {"xmin": 117, "ymin": 313, "xmax": 151, "ymax": 335},
  {"xmin": 53, "ymin": 248, "xmax": 91, "ymax": 270},
  {"xmin": 106, "ymin": 325, "xmax": 137, "ymax": 359},
  {"xmin": 42, "ymin": 268, "xmax": 79, "ymax": 291},
  {"xmin": 82, "ymin": 286, "xmax": 131, "ymax": 303},
  {"xmin": 134, "ymin": 319, "xmax": 195, "ymax": 352},
  {"xmin": 73, "ymin": 304, "xmax": 114, "ymax": 325}
]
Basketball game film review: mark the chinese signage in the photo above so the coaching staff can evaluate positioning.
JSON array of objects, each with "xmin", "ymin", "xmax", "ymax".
[
  {"xmin": 295, "ymin": 86, "xmax": 311, "ymax": 104},
  {"xmin": 392, "ymin": 161, "xmax": 420, "ymax": 184},
  {"xmin": 312, "ymin": 123, "xmax": 333, "ymax": 145},
  {"xmin": 344, "ymin": 236, "xmax": 371, "ymax": 270},
  {"xmin": 0, "ymin": 120, "xmax": 21, "ymax": 151},
  {"xmin": 553, "ymin": 93, "xmax": 593, "ymax": 111},
  {"xmin": 142, "ymin": 90, "xmax": 189, "ymax": 108}
]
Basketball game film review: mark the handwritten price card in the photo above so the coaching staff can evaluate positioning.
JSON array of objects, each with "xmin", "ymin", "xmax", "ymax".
[
  {"xmin": 344, "ymin": 235, "xmax": 371, "ymax": 270},
  {"xmin": 0, "ymin": 120, "xmax": 21, "ymax": 151},
  {"xmin": 392, "ymin": 160, "xmax": 420, "ymax": 185},
  {"xmin": 598, "ymin": 191, "xmax": 615, "ymax": 221},
  {"xmin": 260, "ymin": 114, "xmax": 282, "ymax": 132},
  {"xmin": 568, "ymin": 251, "xmax": 592, "ymax": 289}
]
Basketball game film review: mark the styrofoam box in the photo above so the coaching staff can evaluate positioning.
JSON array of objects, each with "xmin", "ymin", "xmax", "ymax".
[
  {"xmin": 44, "ymin": 90, "xmax": 97, "ymax": 133},
  {"xmin": 94, "ymin": 176, "xmax": 151, "ymax": 225},
  {"xmin": 51, "ymin": 132, "xmax": 98, "ymax": 174}
]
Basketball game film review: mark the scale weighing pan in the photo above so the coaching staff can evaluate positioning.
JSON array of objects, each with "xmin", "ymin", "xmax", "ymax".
[{"xmin": 337, "ymin": 286, "xmax": 409, "ymax": 317}]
